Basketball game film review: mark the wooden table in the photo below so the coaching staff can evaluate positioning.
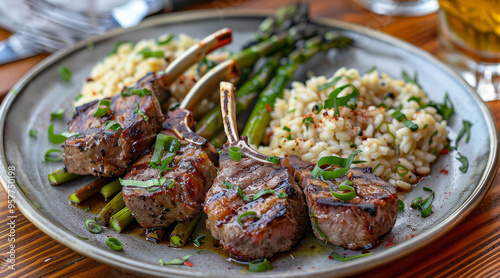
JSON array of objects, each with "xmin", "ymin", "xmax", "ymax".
[{"xmin": 1, "ymin": 0, "xmax": 499, "ymax": 277}]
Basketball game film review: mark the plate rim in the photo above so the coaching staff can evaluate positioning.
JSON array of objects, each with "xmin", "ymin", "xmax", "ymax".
[{"xmin": 0, "ymin": 9, "xmax": 498, "ymax": 277}]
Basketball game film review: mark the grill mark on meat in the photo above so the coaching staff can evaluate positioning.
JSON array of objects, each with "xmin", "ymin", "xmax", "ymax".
[
  {"xmin": 315, "ymin": 198, "xmax": 378, "ymax": 217},
  {"xmin": 122, "ymin": 109, "xmax": 217, "ymax": 229},
  {"xmin": 287, "ymin": 155, "xmax": 398, "ymax": 250},
  {"xmin": 204, "ymin": 140, "xmax": 309, "ymax": 261}
]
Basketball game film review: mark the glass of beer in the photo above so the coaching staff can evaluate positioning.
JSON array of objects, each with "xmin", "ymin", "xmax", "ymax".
[
  {"xmin": 437, "ymin": 0, "xmax": 500, "ymax": 101},
  {"xmin": 353, "ymin": 0, "xmax": 439, "ymax": 16}
]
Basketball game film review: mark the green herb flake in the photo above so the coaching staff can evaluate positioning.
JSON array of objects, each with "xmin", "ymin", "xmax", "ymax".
[
  {"xmin": 398, "ymin": 199, "xmax": 405, "ymax": 210},
  {"xmin": 29, "ymin": 128, "xmax": 37, "ymax": 138},
  {"xmin": 303, "ymin": 117, "xmax": 314, "ymax": 130},
  {"xmin": 110, "ymin": 41, "xmax": 134, "ymax": 55},
  {"xmin": 237, "ymin": 211, "xmax": 260, "ymax": 227},
  {"xmin": 366, "ymin": 66, "xmax": 377, "ymax": 74},
  {"xmin": 157, "ymin": 34, "xmax": 173, "ymax": 45},
  {"xmin": 310, "ymin": 213, "xmax": 327, "ymax": 245},
  {"xmin": 457, "ymin": 152, "xmax": 468, "ymax": 173},
  {"xmin": 429, "ymin": 130, "xmax": 438, "ymax": 145},
  {"xmin": 159, "ymin": 254, "xmax": 193, "ymax": 266},
  {"xmin": 410, "ymin": 187, "xmax": 434, "ymax": 217},
  {"xmin": 249, "ymin": 258, "xmax": 272, "ymax": 272},
  {"xmin": 324, "ymin": 84, "xmax": 359, "ymax": 116},
  {"xmin": 455, "ymin": 120, "xmax": 472, "ymax": 146},
  {"xmin": 59, "ymin": 66, "xmax": 72, "ymax": 82},
  {"xmin": 193, "ymin": 235, "xmax": 205, "ymax": 247}
]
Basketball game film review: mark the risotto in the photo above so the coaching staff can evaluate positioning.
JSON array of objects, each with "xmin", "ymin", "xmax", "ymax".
[
  {"xmin": 258, "ymin": 67, "xmax": 449, "ymax": 190},
  {"xmin": 75, "ymin": 34, "xmax": 228, "ymax": 114}
]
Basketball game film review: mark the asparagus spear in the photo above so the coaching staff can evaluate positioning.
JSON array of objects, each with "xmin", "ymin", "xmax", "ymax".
[
  {"xmin": 196, "ymin": 52, "xmax": 282, "ymax": 139},
  {"xmin": 241, "ymin": 33, "xmax": 354, "ymax": 146},
  {"xmin": 109, "ymin": 206, "xmax": 134, "ymax": 233},
  {"xmin": 100, "ymin": 179, "xmax": 121, "ymax": 199},
  {"xmin": 244, "ymin": 3, "xmax": 309, "ymax": 48},
  {"xmin": 48, "ymin": 168, "xmax": 79, "ymax": 186},
  {"xmin": 169, "ymin": 213, "xmax": 203, "ymax": 247},
  {"xmin": 95, "ymin": 191, "xmax": 125, "ymax": 226},
  {"xmin": 69, "ymin": 178, "xmax": 114, "ymax": 204}
]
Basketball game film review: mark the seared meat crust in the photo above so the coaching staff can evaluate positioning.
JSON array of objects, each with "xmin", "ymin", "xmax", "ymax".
[
  {"xmin": 204, "ymin": 144, "xmax": 309, "ymax": 261},
  {"xmin": 287, "ymin": 155, "xmax": 398, "ymax": 250},
  {"xmin": 63, "ymin": 73, "xmax": 165, "ymax": 177}
]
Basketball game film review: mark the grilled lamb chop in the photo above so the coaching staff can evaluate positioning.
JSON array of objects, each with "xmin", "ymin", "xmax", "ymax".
[
  {"xmin": 63, "ymin": 28, "xmax": 232, "ymax": 177},
  {"xmin": 287, "ymin": 151, "xmax": 399, "ymax": 250},
  {"xmin": 122, "ymin": 60, "xmax": 239, "ymax": 229},
  {"xmin": 204, "ymin": 82, "xmax": 308, "ymax": 261}
]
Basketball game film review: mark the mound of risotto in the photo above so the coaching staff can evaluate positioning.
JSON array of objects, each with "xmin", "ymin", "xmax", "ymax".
[
  {"xmin": 258, "ymin": 67, "xmax": 449, "ymax": 190},
  {"xmin": 75, "ymin": 34, "xmax": 228, "ymax": 115}
]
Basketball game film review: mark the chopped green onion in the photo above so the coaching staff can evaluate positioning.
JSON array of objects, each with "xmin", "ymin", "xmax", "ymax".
[
  {"xmin": 411, "ymin": 187, "xmax": 434, "ymax": 218},
  {"xmin": 403, "ymin": 120, "xmax": 418, "ymax": 131},
  {"xmin": 312, "ymin": 103, "xmax": 323, "ymax": 114},
  {"xmin": 59, "ymin": 66, "xmax": 72, "ymax": 82},
  {"xmin": 440, "ymin": 93, "xmax": 454, "ymax": 120},
  {"xmin": 132, "ymin": 101, "xmax": 149, "ymax": 121},
  {"xmin": 119, "ymin": 177, "xmax": 170, "ymax": 189},
  {"xmin": 456, "ymin": 120, "xmax": 472, "ymax": 146},
  {"xmin": 84, "ymin": 206, "xmax": 91, "ymax": 212},
  {"xmin": 310, "ymin": 213, "xmax": 327, "ymax": 245},
  {"xmin": 48, "ymin": 124, "xmax": 78, "ymax": 144},
  {"xmin": 378, "ymin": 103, "xmax": 389, "ymax": 110},
  {"xmin": 324, "ymin": 84, "xmax": 359, "ymax": 116},
  {"xmin": 167, "ymin": 179, "xmax": 175, "ymax": 189},
  {"xmin": 50, "ymin": 108, "xmax": 66, "ymax": 120},
  {"xmin": 266, "ymin": 156, "xmax": 280, "ymax": 164},
  {"xmin": 196, "ymin": 58, "xmax": 219, "ymax": 76},
  {"xmin": 158, "ymin": 35, "xmax": 173, "ymax": 45},
  {"xmin": 303, "ymin": 117, "xmax": 314, "ymax": 130},
  {"xmin": 252, "ymin": 188, "xmax": 288, "ymax": 201},
  {"xmin": 132, "ymin": 88, "xmax": 153, "ymax": 97},
  {"xmin": 329, "ymin": 180, "xmax": 356, "ymax": 201},
  {"xmin": 74, "ymin": 94, "xmax": 83, "ymax": 101},
  {"xmin": 311, "ymin": 150, "xmax": 362, "ymax": 180},
  {"xmin": 401, "ymin": 70, "xmax": 424, "ymax": 92},
  {"xmin": 283, "ymin": 126, "xmax": 291, "ymax": 132},
  {"xmin": 85, "ymin": 219, "xmax": 102, "ymax": 233},
  {"xmin": 288, "ymin": 109, "xmax": 296, "ymax": 114},
  {"xmin": 365, "ymin": 66, "xmax": 377, "ymax": 74},
  {"xmin": 249, "ymin": 258, "xmax": 272, "ymax": 272},
  {"xmin": 44, "ymin": 149, "xmax": 63, "ymax": 162},
  {"xmin": 120, "ymin": 86, "xmax": 134, "ymax": 97},
  {"xmin": 428, "ymin": 130, "xmax": 438, "ymax": 145},
  {"xmin": 87, "ymin": 42, "xmax": 94, "ymax": 50},
  {"xmin": 237, "ymin": 211, "xmax": 260, "ymax": 227},
  {"xmin": 372, "ymin": 163, "xmax": 380, "ymax": 173},
  {"xmin": 398, "ymin": 199, "xmax": 405, "ymax": 210},
  {"xmin": 392, "ymin": 106, "xmax": 418, "ymax": 131},
  {"xmin": 317, "ymin": 75, "xmax": 344, "ymax": 91},
  {"xmin": 106, "ymin": 237, "xmax": 123, "ymax": 251},
  {"xmin": 159, "ymin": 254, "xmax": 193, "ymax": 265},
  {"xmin": 76, "ymin": 235, "xmax": 88, "ymax": 240},
  {"xmin": 193, "ymin": 235, "xmax": 205, "ymax": 247},
  {"xmin": 330, "ymin": 252, "xmax": 371, "ymax": 262},
  {"xmin": 457, "ymin": 153, "xmax": 468, "ymax": 173},
  {"xmin": 94, "ymin": 99, "xmax": 111, "ymax": 117},
  {"xmin": 10, "ymin": 89, "xmax": 17, "ymax": 95},
  {"xmin": 29, "ymin": 128, "xmax": 37, "ymax": 138},
  {"xmin": 395, "ymin": 164, "xmax": 409, "ymax": 177},
  {"xmin": 149, "ymin": 134, "xmax": 180, "ymax": 169},
  {"xmin": 228, "ymin": 147, "xmax": 242, "ymax": 161},
  {"xmin": 104, "ymin": 120, "xmax": 121, "ymax": 131},
  {"xmin": 138, "ymin": 47, "xmax": 164, "ymax": 58},
  {"xmin": 224, "ymin": 181, "xmax": 251, "ymax": 201}
]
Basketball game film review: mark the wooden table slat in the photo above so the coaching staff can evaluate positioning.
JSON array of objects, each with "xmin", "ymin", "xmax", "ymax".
[{"xmin": 1, "ymin": 0, "xmax": 499, "ymax": 277}]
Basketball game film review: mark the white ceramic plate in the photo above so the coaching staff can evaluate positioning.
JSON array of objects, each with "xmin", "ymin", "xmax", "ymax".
[{"xmin": 0, "ymin": 10, "xmax": 498, "ymax": 277}]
